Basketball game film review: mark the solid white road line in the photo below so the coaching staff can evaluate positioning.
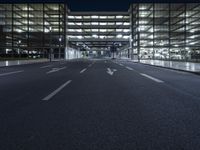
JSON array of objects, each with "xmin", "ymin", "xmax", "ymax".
[
  {"xmin": 0, "ymin": 70, "xmax": 24, "ymax": 77},
  {"xmin": 46, "ymin": 67, "xmax": 66, "ymax": 74},
  {"xmin": 42, "ymin": 80, "xmax": 72, "ymax": 101},
  {"xmin": 140, "ymin": 73, "xmax": 164, "ymax": 83},
  {"xmin": 80, "ymin": 68, "xmax": 87, "ymax": 74},
  {"xmin": 126, "ymin": 66, "xmax": 134, "ymax": 71},
  {"xmin": 40, "ymin": 65, "xmax": 52, "ymax": 69},
  {"xmin": 119, "ymin": 64, "xmax": 124, "ymax": 66}
]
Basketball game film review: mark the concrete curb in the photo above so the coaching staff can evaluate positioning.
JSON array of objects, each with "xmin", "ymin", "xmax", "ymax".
[
  {"xmin": 140, "ymin": 62, "xmax": 200, "ymax": 75},
  {"xmin": 119, "ymin": 59, "xmax": 200, "ymax": 75},
  {"xmin": 0, "ymin": 60, "xmax": 52, "ymax": 68}
]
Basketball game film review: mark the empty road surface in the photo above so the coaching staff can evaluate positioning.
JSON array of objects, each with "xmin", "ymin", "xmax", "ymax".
[{"xmin": 1, "ymin": 59, "xmax": 200, "ymax": 150}]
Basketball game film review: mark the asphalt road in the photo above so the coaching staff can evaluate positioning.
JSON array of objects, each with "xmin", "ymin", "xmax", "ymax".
[{"xmin": 1, "ymin": 58, "xmax": 200, "ymax": 150}]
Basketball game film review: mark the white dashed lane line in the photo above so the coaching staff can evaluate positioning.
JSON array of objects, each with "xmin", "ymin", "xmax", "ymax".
[
  {"xmin": 40, "ymin": 65, "xmax": 53, "ymax": 69},
  {"xmin": 80, "ymin": 68, "xmax": 87, "ymax": 74},
  {"xmin": 42, "ymin": 80, "xmax": 72, "ymax": 101},
  {"xmin": 126, "ymin": 66, "xmax": 134, "ymax": 71}
]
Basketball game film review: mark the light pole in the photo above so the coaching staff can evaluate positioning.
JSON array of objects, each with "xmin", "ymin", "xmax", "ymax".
[
  {"xmin": 59, "ymin": 37, "xmax": 62, "ymax": 60},
  {"xmin": 18, "ymin": 40, "xmax": 21, "ymax": 58},
  {"xmin": 49, "ymin": 27, "xmax": 52, "ymax": 62}
]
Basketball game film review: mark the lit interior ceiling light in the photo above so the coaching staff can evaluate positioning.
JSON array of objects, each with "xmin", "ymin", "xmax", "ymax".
[
  {"xmin": 117, "ymin": 34, "xmax": 123, "ymax": 38},
  {"xmin": 75, "ymin": 16, "xmax": 82, "ymax": 19},
  {"xmin": 117, "ymin": 29, "xmax": 123, "ymax": 32},
  {"xmin": 68, "ymin": 22, "xmax": 75, "ymax": 25},
  {"xmin": 68, "ymin": 29, "xmax": 75, "ymax": 32},
  {"xmin": 100, "ymin": 23, "xmax": 107, "ymax": 26},
  {"xmin": 139, "ymin": 6, "xmax": 147, "ymax": 10},
  {"xmin": 123, "ymin": 36, "xmax": 129, "ymax": 39},
  {"xmin": 77, "ymin": 36, "xmax": 83, "ymax": 39},
  {"xmin": 92, "ymin": 22, "xmax": 98, "ymax": 25},
  {"xmin": 16, "ymin": 29, "xmax": 22, "ymax": 33},
  {"xmin": 45, "ymin": 22, "xmax": 50, "ymax": 25},
  {"xmin": 100, "ymin": 16, "xmax": 107, "ymax": 19},
  {"xmin": 68, "ymin": 16, "xmax": 75, "ymax": 19},
  {"xmin": 116, "ymin": 15, "xmax": 123, "ymax": 19},
  {"xmin": 76, "ymin": 29, "xmax": 82, "ymax": 32},
  {"xmin": 116, "ymin": 22, "xmax": 123, "ymax": 25},
  {"xmin": 22, "ymin": 14, "xmax": 28, "ymax": 17},
  {"xmin": 91, "ymin": 15, "xmax": 99, "ymax": 19},
  {"xmin": 76, "ymin": 23, "xmax": 82, "ymax": 25},
  {"xmin": 52, "ymin": 7, "xmax": 59, "ymax": 10},
  {"xmin": 123, "ymin": 29, "xmax": 130, "ymax": 32},
  {"xmin": 174, "ymin": 45, "xmax": 179, "ymax": 47},
  {"xmin": 140, "ymin": 14, "xmax": 146, "ymax": 17},
  {"xmin": 139, "ymin": 20, "xmax": 148, "ymax": 24},
  {"xmin": 149, "ymin": 35, "xmax": 153, "ymax": 39},
  {"xmin": 92, "ymin": 29, "xmax": 98, "ymax": 32},
  {"xmin": 124, "ymin": 22, "xmax": 130, "ymax": 25},
  {"xmin": 190, "ymin": 35, "xmax": 198, "ymax": 39},
  {"xmin": 92, "ymin": 34, "xmax": 98, "ymax": 38},
  {"xmin": 100, "ymin": 29, "xmax": 107, "ymax": 32},
  {"xmin": 190, "ymin": 42, "xmax": 197, "ymax": 45},
  {"xmin": 149, "ymin": 28, "xmax": 154, "ymax": 32}
]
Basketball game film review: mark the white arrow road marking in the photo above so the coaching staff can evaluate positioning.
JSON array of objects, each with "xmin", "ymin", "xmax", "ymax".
[
  {"xmin": 107, "ymin": 68, "xmax": 117, "ymax": 76},
  {"xmin": 140, "ymin": 73, "xmax": 164, "ymax": 83},
  {"xmin": 40, "ymin": 65, "xmax": 52, "ymax": 69},
  {"xmin": 42, "ymin": 80, "xmax": 72, "ymax": 101},
  {"xmin": 80, "ymin": 68, "xmax": 87, "ymax": 74},
  {"xmin": 0, "ymin": 70, "xmax": 24, "ymax": 77},
  {"xmin": 46, "ymin": 67, "xmax": 66, "ymax": 74}
]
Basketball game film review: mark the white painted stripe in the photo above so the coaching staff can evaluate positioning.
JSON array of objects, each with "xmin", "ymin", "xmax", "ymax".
[
  {"xmin": 42, "ymin": 80, "xmax": 72, "ymax": 101},
  {"xmin": 119, "ymin": 64, "xmax": 124, "ymax": 66},
  {"xmin": 40, "ymin": 65, "xmax": 52, "ymax": 69},
  {"xmin": 80, "ymin": 68, "xmax": 87, "ymax": 74},
  {"xmin": 126, "ymin": 66, "xmax": 134, "ymax": 71},
  {"xmin": 140, "ymin": 73, "xmax": 164, "ymax": 83},
  {"xmin": 0, "ymin": 70, "xmax": 24, "ymax": 77}
]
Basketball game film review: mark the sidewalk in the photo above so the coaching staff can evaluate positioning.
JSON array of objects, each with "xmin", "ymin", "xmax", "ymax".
[
  {"xmin": 140, "ymin": 60, "xmax": 200, "ymax": 73},
  {"xmin": 0, "ymin": 59, "xmax": 49, "ymax": 67}
]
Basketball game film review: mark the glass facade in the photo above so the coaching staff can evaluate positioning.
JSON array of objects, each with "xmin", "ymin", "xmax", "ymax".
[
  {"xmin": 0, "ymin": 3, "xmax": 200, "ymax": 61},
  {"xmin": 0, "ymin": 3, "xmax": 66, "ymax": 59},
  {"xmin": 67, "ymin": 12, "xmax": 130, "ymax": 52},
  {"xmin": 130, "ymin": 3, "xmax": 200, "ymax": 61}
]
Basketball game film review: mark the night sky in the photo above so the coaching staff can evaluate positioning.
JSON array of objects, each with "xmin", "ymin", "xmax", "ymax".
[{"xmin": 1, "ymin": 0, "xmax": 200, "ymax": 11}]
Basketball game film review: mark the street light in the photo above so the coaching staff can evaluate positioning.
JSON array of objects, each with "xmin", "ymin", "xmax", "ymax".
[
  {"xmin": 49, "ymin": 27, "xmax": 52, "ymax": 62},
  {"xmin": 59, "ymin": 37, "xmax": 62, "ymax": 60},
  {"xmin": 18, "ymin": 40, "xmax": 21, "ymax": 58}
]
